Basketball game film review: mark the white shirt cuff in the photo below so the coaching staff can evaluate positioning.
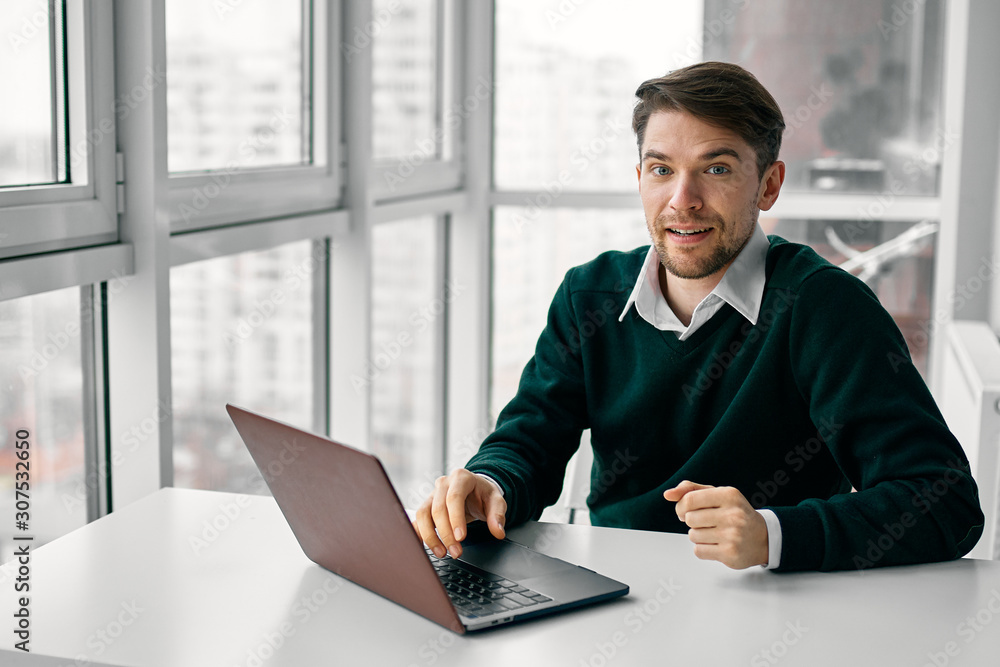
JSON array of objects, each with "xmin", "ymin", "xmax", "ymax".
[
  {"xmin": 474, "ymin": 473, "xmax": 504, "ymax": 497},
  {"xmin": 757, "ymin": 509, "xmax": 782, "ymax": 570}
]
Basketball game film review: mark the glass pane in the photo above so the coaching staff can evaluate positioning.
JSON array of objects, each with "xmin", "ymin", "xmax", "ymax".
[
  {"xmin": 0, "ymin": 287, "xmax": 87, "ymax": 564},
  {"xmin": 761, "ymin": 216, "xmax": 936, "ymax": 377},
  {"xmin": 491, "ymin": 208, "xmax": 651, "ymax": 422},
  {"xmin": 0, "ymin": 0, "xmax": 66, "ymax": 187},
  {"xmin": 703, "ymin": 0, "xmax": 945, "ymax": 196},
  {"xmin": 166, "ymin": 0, "xmax": 307, "ymax": 173},
  {"xmin": 370, "ymin": 216, "xmax": 440, "ymax": 508},
  {"xmin": 371, "ymin": 0, "xmax": 439, "ymax": 162},
  {"xmin": 494, "ymin": 0, "xmax": 703, "ymax": 192},
  {"xmin": 171, "ymin": 241, "xmax": 315, "ymax": 494}
]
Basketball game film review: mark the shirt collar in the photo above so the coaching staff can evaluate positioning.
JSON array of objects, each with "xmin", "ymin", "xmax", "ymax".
[{"xmin": 618, "ymin": 223, "xmax": 771, "ymax": 327}]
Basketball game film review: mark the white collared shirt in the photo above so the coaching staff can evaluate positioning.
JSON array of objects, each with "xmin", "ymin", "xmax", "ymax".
[
  {"xmin": 618, "ymin": 222, "xmax": 782, "ymax": 569},
  {"xmin": 618, "ymin": 222, "xmax": 771, "ymax": 339}
]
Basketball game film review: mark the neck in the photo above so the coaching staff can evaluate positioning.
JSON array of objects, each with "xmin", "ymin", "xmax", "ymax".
[{"xmin": 659, "ymin": 265, "xmax": 727, "ymax": 327}]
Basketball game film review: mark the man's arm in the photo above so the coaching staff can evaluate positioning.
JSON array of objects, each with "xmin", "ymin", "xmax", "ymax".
[
  {"xmin": 664, "ymin": 267, "xmax": 984, "ymax": 572},
  {"xmin": 464, "ymin": 271, "xmax": 590, "ymax": 525},
  {"xmin": 414, "ymin": 270, "xmax": 590, "ymax": 549},
  {"xmin": 774, "ymin": 267, "xmax": 983, "ymax": 571}
]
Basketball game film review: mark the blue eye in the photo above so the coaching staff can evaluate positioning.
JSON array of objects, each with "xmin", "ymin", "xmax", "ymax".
[
  {"xmin": 652, "ymin": 166, "xmax": 670, "ymax": 176},
  {"xmin": 707, "ymin": 165, "xmax": 729, "ymax": 175}
]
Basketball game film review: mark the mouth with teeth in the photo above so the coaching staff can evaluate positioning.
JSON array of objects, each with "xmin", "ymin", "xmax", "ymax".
[{"xmin": 666, "ymin": 227, "xmax": 713, "ymax": 242}]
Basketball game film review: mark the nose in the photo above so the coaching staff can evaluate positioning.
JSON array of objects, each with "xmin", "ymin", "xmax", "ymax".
[{"xmin": 668, "ymin": 173, "xmax": 702, "ymax": 212}]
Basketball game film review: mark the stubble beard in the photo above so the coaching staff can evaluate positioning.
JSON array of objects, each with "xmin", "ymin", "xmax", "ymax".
[{"xmin": 650, "ymin": 203, "xmax": 759, "ymax": 280}]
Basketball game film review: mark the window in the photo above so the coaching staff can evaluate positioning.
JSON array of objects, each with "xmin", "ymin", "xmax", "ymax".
[
  {"xmin": 372, "ymin": 0, "xmax": 439, "ymax": 162},
  {"xmin": 166, "ymin": 0, "xmax": 307, "ymax": 173},
  {"xmin": 166, "ymin": 0, "xmax": 338, "ymax": 231},
  {"xmin": 703, "ymin": 0, "xmax": 946, "ymax": 196},
  {"xmin": 491, "ymin": 208, "xmax": 650, "ymax": 421},
  {"xmin": 0, "ymin": 0, "xmax": 117, "ymax": 259},
  {"xmin": 371, "ymin": 0, "xmax": 461, "ymax": 199},
  {"xmin": 0, "ymin": 0, "xmax": 67, "ymax": 188},
  {"xmin": 170, "ymin": 241, "xmax": 316, "ymax": 493},
  {"xmin": 697, "ymin": 0, "xmax": 947, "ymax": 374},
  {"xmin": 0, "ymin": 287, "xmax": 88, "ymax": 562},
  {"xmin": 493, "ymin": 0, "xmax": 702, "ymax": 193},
  {"xmin": 370, "ymin": 216, "xmax": 444, "ymax": 507}
]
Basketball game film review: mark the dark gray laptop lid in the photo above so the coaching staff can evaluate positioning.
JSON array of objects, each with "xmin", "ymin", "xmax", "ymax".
[{"xmin": 226, "ymin": 404, "xmax": 466, "ymax": 634}]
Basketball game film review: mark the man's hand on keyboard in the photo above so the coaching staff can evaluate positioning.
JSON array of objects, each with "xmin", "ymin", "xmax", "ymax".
[{"xmin": 413, "ymin": 468, "xmax": 507, "ymax": 560}]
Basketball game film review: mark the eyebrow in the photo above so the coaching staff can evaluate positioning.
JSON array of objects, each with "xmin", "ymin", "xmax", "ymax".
[
  {"xmin": 641, "ymin": 147, "xmax": 744, "ymax": 163},
  {"xmin": 703, "ymin": 147, "xmax": 743, "ymax": 162}
]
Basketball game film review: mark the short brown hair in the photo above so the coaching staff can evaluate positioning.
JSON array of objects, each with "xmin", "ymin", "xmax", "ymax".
[{"xmin": 632, "ymin": 61, "xmax": 785, "ymax": 178}]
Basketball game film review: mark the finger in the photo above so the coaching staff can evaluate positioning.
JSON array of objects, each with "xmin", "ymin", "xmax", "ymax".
[
  {"xmin": 688, "ymin": 526, "xmax": 738, "ymax": 566},
  {"xmin": 445, "ymin": 473, "xmax": 479, "ymax": 554},
  {"xmin": 414, "ymin": 496, "xmax": 446, "ymax": 558},
  {"xmin": 682, "ymin": 507, "xmax": 720, "ymax": 529},
  {"xmin": 692, "ymin": 542, "xmax": 756, "ymax": 570},
  {"xmin": 671, "ymin": 489, "xmax": 721, "ymax": 523},
  {"xmin": 687, "ymin": 526, "xmax": 719, "ymax": 545},
  {"xmin": 675, "ymin": 487, "xmax": 730, "ymax": 520},
  {"xmin": 692, "ymin": 542, "xmax": 724, "ymax": 563},
  {"xmin": 663, "ymin": 480, "xmax": 713, "ymax": 502},
  {"xmin": 431, "ymin": 477, "xmax": 459, "ymax": 558},
  {"xmin": 483, "ymin": 491, "xmax": 507, "ymax": 540}
]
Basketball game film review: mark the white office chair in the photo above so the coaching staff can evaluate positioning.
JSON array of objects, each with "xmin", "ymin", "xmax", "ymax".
[{"xmin": 539, "ymin": 431, "xmax": 594, "ymax": 525}]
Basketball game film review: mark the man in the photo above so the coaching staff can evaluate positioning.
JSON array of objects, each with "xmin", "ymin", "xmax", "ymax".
[{"xmin": 414, "ymin": 61, "xmax": 983, "ymax": 572}]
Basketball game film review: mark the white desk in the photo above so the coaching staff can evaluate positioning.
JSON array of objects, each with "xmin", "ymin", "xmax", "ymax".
[{"xmin": 2, "ymin": 488, "xmax": 999, "ymax": 666}]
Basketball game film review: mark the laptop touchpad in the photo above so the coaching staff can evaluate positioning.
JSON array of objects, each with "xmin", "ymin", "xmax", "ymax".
[{"xmin": 459, "ymin": 541, "xmax": 571, "ymax": 581}]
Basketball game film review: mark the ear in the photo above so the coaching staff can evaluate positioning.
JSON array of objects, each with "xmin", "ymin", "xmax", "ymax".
[
  {"xmin": 757, "ymin": 161, "xmax": 785, "ymax": 211},
  {"xmin": 635, "ymin": 163, "xmax": 642, "ymax": 186}
]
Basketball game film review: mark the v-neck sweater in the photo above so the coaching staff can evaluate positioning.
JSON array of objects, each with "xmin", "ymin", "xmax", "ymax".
[{"xmin": 466, "ymin": 236, "xmax": 984, "ymax": 572}]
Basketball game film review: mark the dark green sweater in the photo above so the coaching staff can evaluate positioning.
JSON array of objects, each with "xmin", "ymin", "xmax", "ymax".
[{"xmin": 467, "ymin": 237, "xmax": 984, "ymax": 572}]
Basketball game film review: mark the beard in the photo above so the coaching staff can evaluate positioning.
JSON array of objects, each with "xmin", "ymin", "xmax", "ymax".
[{"xmin": 649, "ymin": 204, "xmax": 758, "ymax": 280}]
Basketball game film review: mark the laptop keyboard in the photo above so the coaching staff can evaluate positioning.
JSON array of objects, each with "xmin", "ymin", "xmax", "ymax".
[{"xmin": 426, "ymin": 548, "xmax": 552, "ymax": 618}]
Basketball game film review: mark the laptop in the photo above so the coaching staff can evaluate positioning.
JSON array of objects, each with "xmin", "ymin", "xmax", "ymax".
[{"xmin": 226, "ymin": 404, "xmax": 629, "ymax": 633}]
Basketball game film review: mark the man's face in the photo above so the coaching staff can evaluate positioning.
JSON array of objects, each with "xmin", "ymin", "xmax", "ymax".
[{"xmin": 636, "ymin": 110, "xmax": 783, "ymax": 281}]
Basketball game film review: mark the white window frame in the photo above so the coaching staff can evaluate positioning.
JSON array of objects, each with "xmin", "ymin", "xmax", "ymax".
[
  {"xmin": 166, "ymin": 0, "xmax": 342, "ymax": 233},
  {"xmin": 0, "ymin": 0, "xmax": 118, "ymax": 259}
]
